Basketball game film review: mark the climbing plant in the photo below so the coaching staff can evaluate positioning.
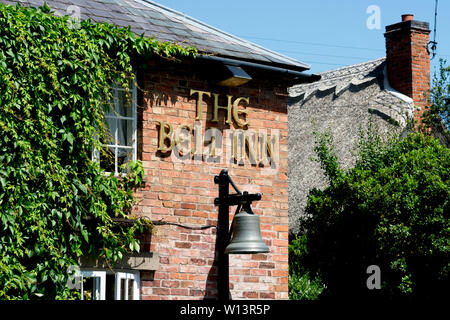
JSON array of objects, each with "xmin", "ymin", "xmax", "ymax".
[{"xmin": 0, "ymin": 3, "xmax": 196, "ymax": 299}]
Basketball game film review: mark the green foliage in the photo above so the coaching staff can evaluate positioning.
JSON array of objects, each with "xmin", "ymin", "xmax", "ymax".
[
  {"xmin": 296, "ymin": 125, "xmax": 449, "ymax": 300},
  {"xmin": 0, "ymin": 3, "xmax": 195, "ymax": 299},
  {"xmin": 310, "ymin": 127, "xmax": 343, "ymax": 183},
  {"xmin": 423, "ymin": 58, "xmax": 450, "ymax": 130},
  {"xmin": 288, "ymin": 272, "xmax": 325, "ymax": 300},
  {"xmin": 289, "ymin": 234, "xmax": 325, "ymax": 300},
  {"xmin": 289, "ymin": 234, "xmax": 309, "ymax": 275}
]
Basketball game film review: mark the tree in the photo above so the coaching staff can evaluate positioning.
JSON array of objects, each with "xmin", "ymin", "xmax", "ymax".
[
  {"xmin": 423, "ymin": 58, "xmax": 450, "ymax": 131},
  {"xmin": 0, "ymin": 3, "xmax": 195, "ymax": 299},
  {"xmin": 295, "ymin": 124, "xmax": 449, "ymax": 300}
]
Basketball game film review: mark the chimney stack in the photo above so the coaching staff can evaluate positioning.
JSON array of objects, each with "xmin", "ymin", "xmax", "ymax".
[{"xmin": 384, "ymin": 15, "xmax": 431, "ymax": 125}]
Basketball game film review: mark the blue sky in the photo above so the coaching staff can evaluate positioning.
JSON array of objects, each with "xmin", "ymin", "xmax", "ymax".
[{"xmin": 154, "ymin": 0, "xmax": 450, "ymax": 77}]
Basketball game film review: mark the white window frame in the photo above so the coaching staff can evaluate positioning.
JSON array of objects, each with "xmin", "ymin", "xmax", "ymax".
[
  {"xmin": 79, "ymin": 270, "xmax": 140, "ymax": 300},
  {"xmin": 115, "ymin": 271, "xmax": 140, "ymax": 300},
  {"xmin": 80, "ymin": 270, "xmax": 106, "ymax": 300},
  {"xmin": 93, "ymin": 78, "xmax": 137, "ymax": 176}
]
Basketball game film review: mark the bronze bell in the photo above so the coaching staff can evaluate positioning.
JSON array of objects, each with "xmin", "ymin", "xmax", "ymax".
[{"xmin": 224, "ymin": 203, "xmax": 270, "ymax": 254}]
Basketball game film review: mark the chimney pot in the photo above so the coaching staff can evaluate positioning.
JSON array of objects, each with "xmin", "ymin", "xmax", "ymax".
[
  {"xmin": 385, "ymin": 14, "xmax": 430, "ymax": 127},
  {"xmin": 402, "ymin": 14, "xmax": 414, "ymax": 22}
]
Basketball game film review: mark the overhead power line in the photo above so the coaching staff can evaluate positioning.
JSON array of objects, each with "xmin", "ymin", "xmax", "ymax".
[
  {"xmin": 240, "ymin": 35, "xmax": 450, "ymax": 59},
  {"xmin": 301, "ymin": 61, "xmax": 348, "ymax": 67},
  {"xmin": 239, "ymin": 35, "xmax": 384, "ymax": 52},
  {"xmin": 276, "ymin": 49, "xmax": 373, "ymax": 60}
]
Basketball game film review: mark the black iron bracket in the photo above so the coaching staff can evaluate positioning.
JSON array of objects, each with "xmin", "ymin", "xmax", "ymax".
[
  {"xmin": 214, "ymin": 169, "xmax": 262, "ymax": 208},
  {"xmin": 213, "ymin": 169, "xmax": 262, "ymax": 300},
  {"xmin": 214, "ymin": 193, "xmax": 261, "ymax": 207}
]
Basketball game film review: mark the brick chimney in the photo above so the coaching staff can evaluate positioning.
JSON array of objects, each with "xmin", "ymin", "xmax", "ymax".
[{"xmin": 384, "ymin": 14, "xmax": 431, "ymax": 125}]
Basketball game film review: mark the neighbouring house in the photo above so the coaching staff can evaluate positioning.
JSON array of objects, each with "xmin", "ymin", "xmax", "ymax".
[
  {"xmin": 288, "ymin": 14, "xmax": 438, "ymax": 234},
  {"xmin": 1, "ymin": 0, "xmax": 320, "ymax": 299}
]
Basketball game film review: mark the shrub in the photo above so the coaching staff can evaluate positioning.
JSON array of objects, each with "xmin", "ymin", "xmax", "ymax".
[
  {"xmin": 289, "ymin": 272, "xmax": 325, "ymax": 300},
  {"xmin": 289, "ymin": 234, "xmax": 324, "ymax": 300},
  {"xmin": 297, "ymin": 126, "xmax": 449, "ymax": 300}
]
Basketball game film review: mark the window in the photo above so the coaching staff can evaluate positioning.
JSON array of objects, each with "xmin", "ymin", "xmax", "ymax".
[
  {"xmin": 116, "ymin": 272, "xmax": 140, "ymax": 300},
  {"xmin": 80, "ymin": 270, "xmax": 105, "ymax": 300},
  {"xmin": 94, "ymin": 80, "xmax": 137, "ymax": 175},
  {"xmin": 79, "ymin": 270, "xmax": 140, "ymax": 300}
]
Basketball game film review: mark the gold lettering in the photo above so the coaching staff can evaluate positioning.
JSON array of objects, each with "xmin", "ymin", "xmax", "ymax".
[
  {"xmin": 232, "ymin": 97, "xmax": 249, "ymax": 127},
  {"xmin": 266, "ymin": 133, "xmax": 279, "ymax": 164},
  {"xmin": 157, "ymin": 90, "xmax": 265, "ymax": 162},
  {"xmin": 174, "ymin": 124, "xmax": 192, "ymax": 155},
  {"xmin": 212, "ymin": 93, "xmax": 233, "ymax": 124},
  {"xmin": 192, "ymin": 121, "xmax": 203, "ymax": 156},
  {"xmin": 204, "ymin": 127, "xmax": 220, "ymax": 157},
  {"xmin": 232, "ymin": 129, "xmax": 245, "ymax": 163},
  {"xmin": 258, "ymin": 132, "xmax": 267, "ymax": 163},
  {"xmin": 210, "ymin": 135, "xmax": 216, "ymax": 157},
  {"xmin": 243, "ymin": 131, "xmax": 258, "ymax": 164},
  {"xmin": 190, "ymin": 89, "xmax": 211, "ymax": 120},
  {"xmin": 257, "ymin": 133, "xmax": 279, "ymax": 165},
  {"xmin": 157, "ymin": 121, "xmax": 174, "ymax": 152}
]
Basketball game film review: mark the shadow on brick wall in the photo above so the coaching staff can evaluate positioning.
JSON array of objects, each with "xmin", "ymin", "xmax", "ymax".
[{"xmin": 203, "ymin": 228, "xmax": 222, "ymax": 300}]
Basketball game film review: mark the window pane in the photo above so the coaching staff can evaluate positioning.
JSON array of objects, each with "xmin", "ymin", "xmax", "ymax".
[
  {"xmin": 128, "ymin": 279, "xmax": 134, "ymax": 300},
  {"xmin": 102, "ymin": 118, "xmax": 133, "ymax": 147},
  {"xmin": 98, "ymin": 81, "xmax": 135, "ymax": 174},
  {"xmin": 82, "ymin": 276, "xmax": 100, "ymax": 300},
  {"xmin": 100, "ymin": 146, "xmax": 115, "ymax": 173},
  {"xmin": 117, "ymin": 119, "xmax": 133, "ymax": 147},
  {"xmin": 103, "ymin": 102, "xmax": 116, "ymax": 117},
  {"xmin": 116, "ymin": 90, "xmax": 133, "ymax": 117},
  {"xmin": 103, "ymin": 117, "xmax": 118, "ymax": 145},
  {"xmin": 118, "ymin": 148, "xmax": 133, "ymax": 173},
  {"xmin": 120, "ymin": 279, "xmax": 126, "ymax": 300},
  {"xmin": 82, "ymin": 277, "xmax": 94, "ymax": 300}
]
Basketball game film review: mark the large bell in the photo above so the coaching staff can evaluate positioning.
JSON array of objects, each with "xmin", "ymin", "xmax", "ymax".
[{"xmin": 225, "ymin": 204, "xmax": 270, "ymax": 254}]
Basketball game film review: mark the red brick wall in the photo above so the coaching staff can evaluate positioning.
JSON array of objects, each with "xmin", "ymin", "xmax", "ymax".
[
  {"xmin": 385, "ymin": 19, "xmax": 431, "ymax": 125},
  {"xmin": 134, "ymin": 59, "xmax": 289, "ymax": 300}
]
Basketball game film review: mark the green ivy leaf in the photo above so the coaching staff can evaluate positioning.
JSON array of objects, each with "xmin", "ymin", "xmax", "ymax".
[{"xmin": 0, "ymin": 1, "xmax": 195, "ymax": 300}]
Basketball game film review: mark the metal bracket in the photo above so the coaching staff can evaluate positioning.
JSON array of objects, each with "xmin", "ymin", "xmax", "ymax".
[
  {"xmin": 214, "ymin": 192, "xmax": 262, "ymax": 207},
  {"xmin": 214, "ymin": 169, "xmax": 261, "ymax": 208},
  {"xmin": 213, "ymin": 169, "xmax": 262, "ymax": 300}
]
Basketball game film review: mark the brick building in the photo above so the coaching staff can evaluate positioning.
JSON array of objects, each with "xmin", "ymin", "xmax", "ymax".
[{"xmin": 3, "ymin": 0, "xmax": 320, "ymax": 299}]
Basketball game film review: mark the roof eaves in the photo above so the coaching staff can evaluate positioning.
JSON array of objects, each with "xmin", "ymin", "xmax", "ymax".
[{"xmin": 135, "ymin": 0, "xmax": 310, "ymax": 71}]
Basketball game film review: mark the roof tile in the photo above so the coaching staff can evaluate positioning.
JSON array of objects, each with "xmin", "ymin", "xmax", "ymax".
[{"xmin": 1, "ymin": 0, "xmax": 310, "ymax": 71}]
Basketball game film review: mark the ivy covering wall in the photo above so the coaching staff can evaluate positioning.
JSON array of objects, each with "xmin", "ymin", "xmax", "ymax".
[{"xmin": 0, "ymin": 3, "xmax": 196, "ymax": 299}]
